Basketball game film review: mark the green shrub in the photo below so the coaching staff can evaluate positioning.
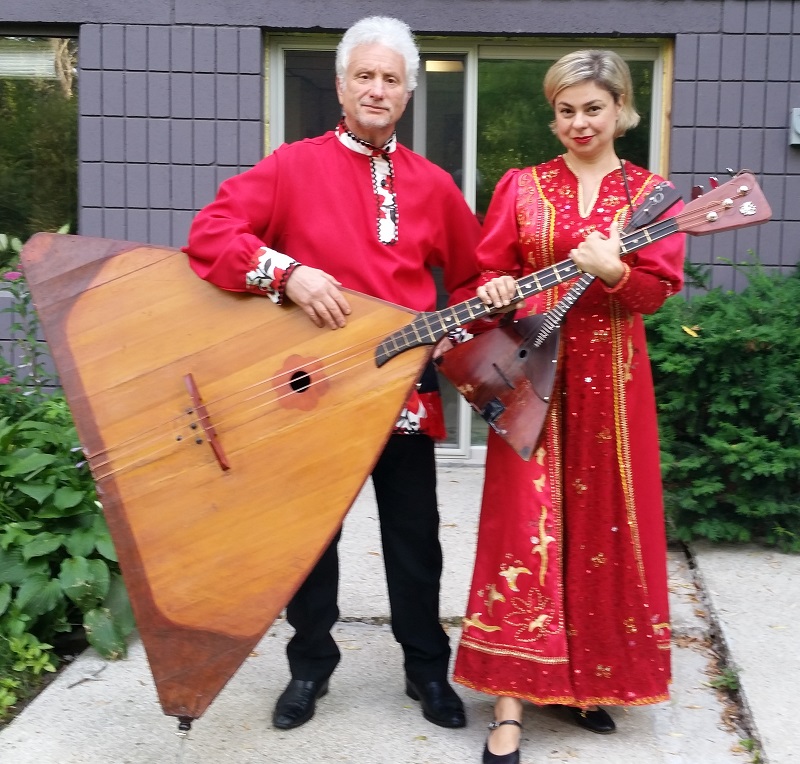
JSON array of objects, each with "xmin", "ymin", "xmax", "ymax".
[
  {"xmin": 646, "ymin": 258, "xmax": 800, "ymax": 552},
  {"xmin": 0, "ymin": 232, "xmax": 134, "ymax": 724}
]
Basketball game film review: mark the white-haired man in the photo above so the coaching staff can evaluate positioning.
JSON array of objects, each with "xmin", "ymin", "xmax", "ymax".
[{"xmin": 184, "ymin": 16, "xmax": 481, "ymax": 731}]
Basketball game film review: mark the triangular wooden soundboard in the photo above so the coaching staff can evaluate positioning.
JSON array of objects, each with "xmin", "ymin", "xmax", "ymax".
[{"xmin": 20, "ymin": 233, "xmax": 431, "ymax": 721}]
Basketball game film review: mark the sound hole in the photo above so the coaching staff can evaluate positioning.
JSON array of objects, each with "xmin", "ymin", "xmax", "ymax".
[{"xmin": 289, "ymin": 370, "xmax": 312, "ymax": 393}]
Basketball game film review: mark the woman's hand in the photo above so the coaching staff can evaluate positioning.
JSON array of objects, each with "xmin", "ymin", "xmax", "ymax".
[
  {"xmin": 570, "ymin": 227, "xmax": 626, "ymax": 287},
  {"xmin": 476, "ymin": 275, "xmax": 520, "ymax": 313}
]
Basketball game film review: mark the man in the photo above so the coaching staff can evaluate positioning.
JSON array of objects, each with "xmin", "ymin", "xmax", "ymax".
[{"xmin": 183, "ymin": 16, "xmax": 482, "ymax": 731}]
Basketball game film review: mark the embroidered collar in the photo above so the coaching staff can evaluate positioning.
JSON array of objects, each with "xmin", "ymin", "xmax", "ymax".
[
  {"xmin": 336, "ymin": 118, "xmax": 397, "ymax": 156},
  {"xmin": 334, "ymin": 119, "xmax": 399, "ymax": 245}
]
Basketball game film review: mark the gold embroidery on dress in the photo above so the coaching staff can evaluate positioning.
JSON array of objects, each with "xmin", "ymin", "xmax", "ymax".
[
  {"xmin": 591, "ymin": 552, "xmax": 607, "ymax": 568},
  {"xmin": 532, "ymin": 473, "xmax": 547, "ymax": 492},
  {"xmin": 572, "ymin": 478, "xmax": 588, "ymax": 494},
  {"xmin": 596, "ymin": 427, "xmax": 612, "ymax": 442},
  {"xmin": 484, "ymin": 582, "xmax": 506, "ymax": 615},
  {"xmin": 463, "ymin": 613, "xmax": 502, "ymax": 632},
  {"xmin": 531, "ymin": 505, "xmax": 555, "ymax": 586},
  {"xmin": 499, "ymin": 565, "xmax": 532, "ymax": 592},
  {"xmin": 504, "ymin": 588, "xmax": 553, "ymax": 643},
  {"xmin": 623, "ymin": 617, "xmax": 638, "ymax": 633},
  {"xmin": 624, "ymin": 335, "xmax": 634, "ymax": 382},
  {"xmin": 591, "ymin": 329, "xmax": 610, "ymax": 344},
  {"xmin": 595, "ymin": 664, "xmax": 612, "ymax": 679}
]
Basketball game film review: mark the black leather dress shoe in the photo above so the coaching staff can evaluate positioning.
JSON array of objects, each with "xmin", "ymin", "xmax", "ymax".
[
  {"xmin": 569, "ymin": 706, "xmax": 616, "ymax": 734},
  {"xmin": 272, "ymin": 678, "xmax": 329, "ymax": 730},
  {"xmin": 405, "ymin": 677, "xmax": 466, "ymax": 728}
]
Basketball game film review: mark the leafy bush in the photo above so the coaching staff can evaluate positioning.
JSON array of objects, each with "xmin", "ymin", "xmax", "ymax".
[
  {"xmin": 646, "ymin": 258, "xmax": 800, "ymax": 552},
  {"xmin": 0, "ymin": 232, "xmax": 134, "ymax": 724}
]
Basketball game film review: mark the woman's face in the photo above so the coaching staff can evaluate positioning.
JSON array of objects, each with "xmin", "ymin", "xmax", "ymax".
[{"xmin": 552, "ymin": 80, "xmax": 622, "ymax": 160}]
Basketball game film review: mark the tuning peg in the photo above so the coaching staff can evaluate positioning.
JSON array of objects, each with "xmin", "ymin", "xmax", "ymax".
[
  {"xmin": 691, "ymin": 185, "xmax": 704, "ymax": 200},
  {"xmin": 725, "ymin": 167, "xmax": 735, "ymax": 177},
  {"xmin": 709, "ymin": 176, "xmax": 719, "ymax": 189}
]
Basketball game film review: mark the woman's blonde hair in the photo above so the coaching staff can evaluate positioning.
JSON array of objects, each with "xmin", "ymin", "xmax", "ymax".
[{"xmin": 543, "ymin": 49, "xmax": 640, "ymax": 138}]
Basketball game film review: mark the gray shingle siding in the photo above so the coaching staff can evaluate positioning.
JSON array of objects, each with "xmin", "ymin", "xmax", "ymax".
[
  {"xmin": 77, "ymin": 23, "xmax": 263, "ymax": 247},
  {"xmin": 1, "ymin": 0, "xmax": 795, "ymax": 284}
]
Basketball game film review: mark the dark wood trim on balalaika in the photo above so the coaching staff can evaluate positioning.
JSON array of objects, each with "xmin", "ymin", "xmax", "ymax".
[{"xmin": 374, "ymin": 217, "xmax": 679, "ymax": 367}]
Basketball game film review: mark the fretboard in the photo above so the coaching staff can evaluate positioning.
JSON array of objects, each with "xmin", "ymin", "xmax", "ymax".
[{"xmin": 374, "ymin": 216, "xmax": 680, "ymax": 367}]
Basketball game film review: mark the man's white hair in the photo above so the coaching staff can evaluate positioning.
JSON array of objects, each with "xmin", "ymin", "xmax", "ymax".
[{"xmin": 335, "ymin": 16, "xmax": 420, "ymax": 91}]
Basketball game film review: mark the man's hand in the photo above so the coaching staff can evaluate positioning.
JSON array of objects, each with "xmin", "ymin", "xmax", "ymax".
[{"xmin": 284, "ymin": 265, "xmax": 352, "ymax": 329}]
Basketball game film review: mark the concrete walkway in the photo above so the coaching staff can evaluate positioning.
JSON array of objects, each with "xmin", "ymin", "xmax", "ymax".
[{"xmin": 1, "ymin": 465, "xmax": 797, "ymax": 764}]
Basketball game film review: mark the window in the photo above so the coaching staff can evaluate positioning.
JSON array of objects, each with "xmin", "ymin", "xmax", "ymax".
[
  {"xmin": 0, "ymin": 37, "xmax": 78, "ymax": 242},
  {"xmin": 269, "ymin": 36, "xmax": 670, "ymax": 459}
]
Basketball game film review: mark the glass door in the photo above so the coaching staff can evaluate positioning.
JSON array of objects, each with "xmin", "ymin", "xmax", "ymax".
[{"xmin": 270, "ymin": 37, "xmax": 668, "ymax": 460}]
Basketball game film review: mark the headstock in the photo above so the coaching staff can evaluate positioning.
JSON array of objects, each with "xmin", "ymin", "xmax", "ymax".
[{"xmin": 679, "ymin": 170, "xmax": 771, "ymax": 236}]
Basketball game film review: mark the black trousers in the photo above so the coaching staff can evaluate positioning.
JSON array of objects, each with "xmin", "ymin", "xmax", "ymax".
[{"xmin": 285, "ymin": 434, "xmax": 451, "ymax": 684}]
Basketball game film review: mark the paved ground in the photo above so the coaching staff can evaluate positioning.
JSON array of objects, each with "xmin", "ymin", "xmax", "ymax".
[{"xmin": 1, "ymin": 465, "xmax": 797, "ymax": 764}]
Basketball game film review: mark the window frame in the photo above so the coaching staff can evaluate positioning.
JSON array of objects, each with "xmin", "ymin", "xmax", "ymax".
[{"xmin": 266, "ymin": 34, "xmax": 674, "ymax": 462}]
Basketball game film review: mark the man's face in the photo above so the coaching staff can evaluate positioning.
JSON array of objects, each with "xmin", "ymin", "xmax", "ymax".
[{"xmin": 336, "ymin": 43, "xmax": 412, "ymax": 146}]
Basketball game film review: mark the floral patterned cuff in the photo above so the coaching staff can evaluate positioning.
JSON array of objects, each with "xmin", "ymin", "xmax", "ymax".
[
  {"xmin": 603, "ymin": 261, "xmax": 631, "ymax": 294},
  {"xmin": 245, "ymin": 247, "xmax": 300, "ymax": 304}
]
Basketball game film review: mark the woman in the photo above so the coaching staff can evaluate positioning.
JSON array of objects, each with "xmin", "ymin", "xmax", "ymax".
[{"xmin": 453, "ymin": 50, "xmax": 685, "ymax": 764}]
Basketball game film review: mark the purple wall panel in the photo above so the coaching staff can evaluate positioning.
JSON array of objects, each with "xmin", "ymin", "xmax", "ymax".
[
  {"xmin": 147, "ymin": 72, "xmax": 170, "ymax": 118},
  {"xmin": 216, "ymin": 122, "xmax": 240, "ymax": 166},
  {"xmin": 719, "ymin": 33, "xmax": 745, "ymax": 80},
  {"xmin": 148, "ymin": 120, "xmax": 171, "ymax": 164},
  {"xmin": 741, "ymin": 83, "xmax": 767, "ymax": 129},
  {"xmin": 101, "ymin": 71, "xmax": 125, "ymax": 116},
  {"xmin": 755, "ymin": 222, "xmax": 783, "ymax": 266},
  {"xmin": 125, "ymin": 72, "xmax": 148, "ymax": 117},
  {"xmin": 696, "ymin": 34, "xmax": 722, "ymax": 81},
  {"xmin": 148, "ymin": 27, "xmax": 171, "ymax": 71},
  {"xmin": 148, "ymin": 165, "xmax": 171, "ymax": 209},
  {"xmin": 193, "ymin": 121, "xmax": 216, "ymax": 166},
  {"xmin": 170, "ymin": 121, "xmax": 194, "ymax": 165},
  {"xmin": 239, "ymin": 76, "xmax": 263, "ymax": 122},
  {"xmin": 193, "ymin": 27, "xmax": 217, "ymax": 73},
  {"xmin": 61, "ymin": 3, "xmax": 798, "ymax": 282},
  {"xmin": 216, "ymin": 28, "xmax": 241, "ymax": 74},
  {"xmin": 716, "ymin": 128, "xmax": 741, "ymax": 172},
  {"xmin": 763, "ymin": 83, "xmax": 788, "ymax": 129},
  {"xmin": 216, "ymin": 74, "xmax": 240, "ymax": 120},
  {"xmin": 124, "ymin": 26, "xmax": 147, "ymax": 70},
  {"xmin": 79, "ymin": 117, "xmax": 103, "ymax": 162},
  {"xmin": 171, "ymin": 27, "xmax": 194, "ymax": 73},
  {"xmin": 102, "ymin": 118, "xmax": 125, "ymax": 161},
  {"xmin": 671, "ymin": 81, "xmax": 696, "ymax": 127},
  {"xmin": 193, "ymin": 74, "xmax": 217, "ymax": 120},
  {"xmin": 717, "ymin": 81, "xmax": 742, "ymax": 127},
  {"xmin": 126, "ymin": 208, "xmax": 149, "ymax": 243},
  {"xmin": 125, "ymin": 164, "xmax": 149, "ymax": 210},
  {"xmin": 779, "ymin": 223, "xmax": 800, "ymax": 267},
  {"xmin": 695, "ymin": 82, "xmax": 721, "ymax": 128},
  {"xmin": 79, "ymin": 70, "xmax": 102, "ymax": 116},
  {"xmin": 79, "ymin": 164, "xmax": 103, "ymax": 207},
  {"xmin": 125, "ymin": 119, "xmax": 148, "ymax": 163},
  {"xmin": 102, "ymin": 164, "xmax": 126, "ymax": 208},
  {"xmin": 738, "ymin": 130, "xmax": 765, "ymax": 176},
  {"xmin": 766, "ymin": 34, "xmax": 791, "ymax": 81}
]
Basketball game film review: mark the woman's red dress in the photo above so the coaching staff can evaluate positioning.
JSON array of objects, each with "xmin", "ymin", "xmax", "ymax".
[{"xmin": 453, "ymin": 156, "xmax": 685, "ymax": 708}]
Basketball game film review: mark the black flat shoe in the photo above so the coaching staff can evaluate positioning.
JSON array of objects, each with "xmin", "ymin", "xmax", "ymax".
[
  {"xmin": 405, "ymin": 677, "xmax": 466, "ymax": 728},
  {"xmin": 569, "ymin": 706, "xmax": 616, "ymax": 734},
  {"xmin": 483, "ymin": 719, "xmax": 522, "ymax": 764},
  {"xmin": 272, "ymin": 678, "xmax": 329, "ymax": 730}
]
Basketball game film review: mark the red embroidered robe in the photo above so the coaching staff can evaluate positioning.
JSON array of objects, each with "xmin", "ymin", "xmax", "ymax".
[{"xmin": 454, "ymin": 156, "xmax": 685, "ymax": 707}]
